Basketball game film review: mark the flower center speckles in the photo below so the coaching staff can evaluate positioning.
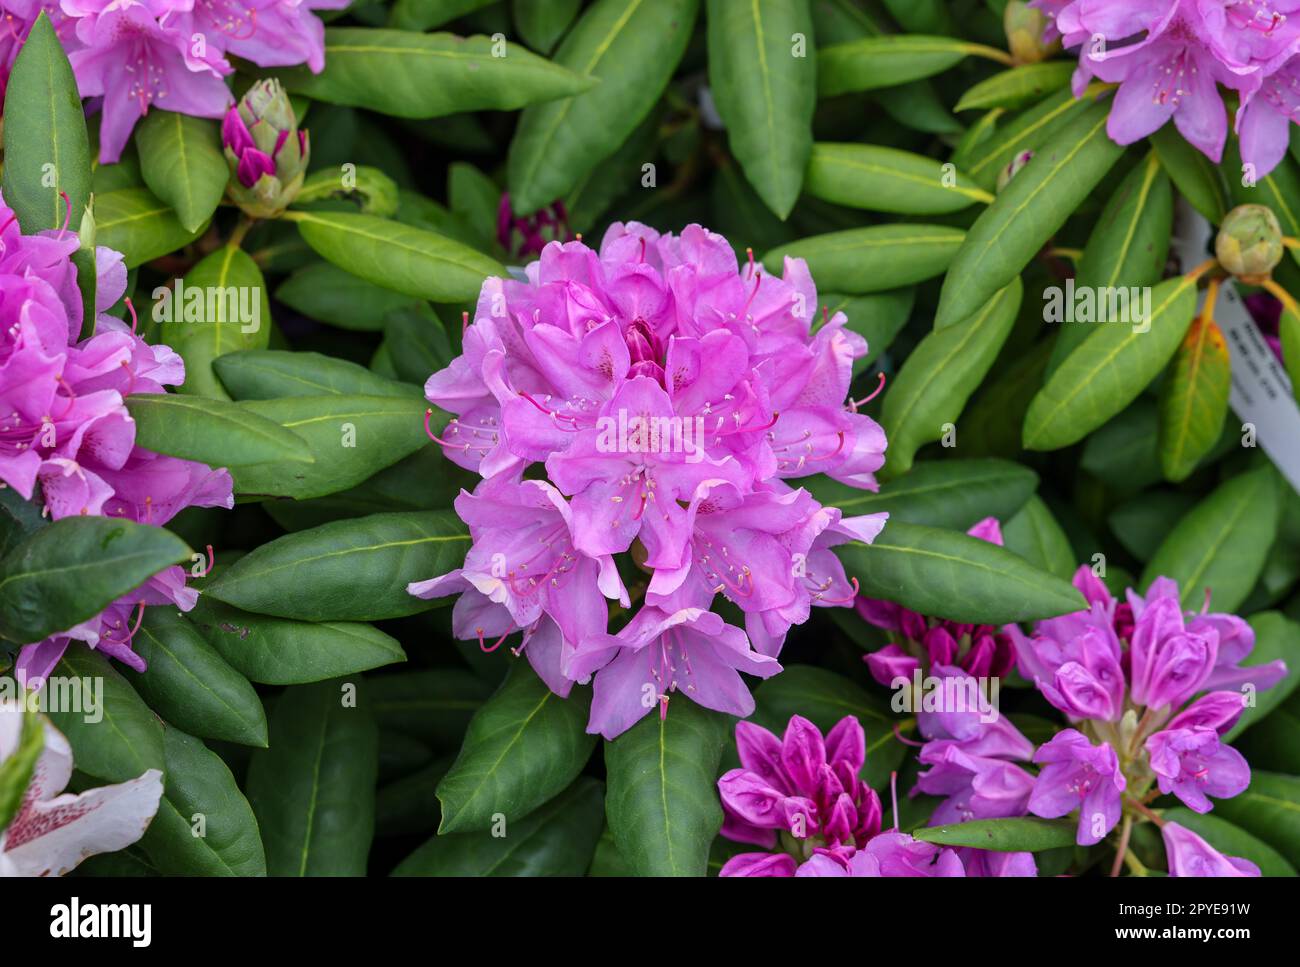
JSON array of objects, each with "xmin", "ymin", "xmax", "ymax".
[
  {"xmin": 1150, "ymin": 42, "xmax": 1197, "ymax": 110},
  {"xmin": 694, "ymin": 533, "xmax": 755, "ymax": 600},
  {"xmin": 1066, "ymin": 768, "xmax": 1097, "ymax": 798},
  {"xmin": 117, "ymin": 27, "xmax": 170, "ymax": 111},
  {"xmin": 201, "ymin": 0, "xmax": 258, "ymax": 40},
  {"xmin": 767, "ymin": 424, "xmax": 846, "ymax": 472},
  {"xmin": 502, "ymin": 522, "xmax": 579, "ymax": 598}
]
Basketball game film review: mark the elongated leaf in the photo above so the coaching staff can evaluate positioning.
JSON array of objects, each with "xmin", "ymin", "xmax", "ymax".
[
  {"xmin": 1140, "ymin": 467, "xmax": 1279, "ymax": 612},
  {"xmin": 205, "ymin": 510, "xmax": 470, "ymax": 621},
  {"xmin": 95, "ymin": 187, "xmax": 205, "ymax": 268},
  {"xmin": 277, "ymin": 28, "xmax": 594, "ymax": 117},
  {"xmin": 377, "ymin": 757, "xmax": 451, "ymax": 836},
  {"xmin": 214, "ymin": 350, "xmax": 412, "ymax": 400},
  {"xmin": 134, "ymin": 112, "xmax": 227, "ymax": 233},
  {"xmin": 288, "ymin": 211, "xmax": 504, "ymax": 303},
  {"xmin": 0, "ymin": 485, "xmax": 47, "ymax": 558},
  {"xmin": 823, "ymin": 289, "xmax": 914, "ymax": 375},
  {"xmin": 0, "ymin": 517, "xmax": 188, "ymax": 644},
  {"xmin": 229, "ymin": 393, "xmax": 434, "ymax": 500},
  {"xmin": 1211, "ymin": 771, "xmax": 1300, "ymax": 870},
  {"xmin": 804, "ymin": 142, "xmax": 991, "ymax": 215},
  {"xmin": 935, "ymin": 100, "xmax": 1122, "ymax": 330},
  {"xmin": 1158, "ymin": 314, "xmax": 1231, "ymax": 482},
  {"xmin": 751, "ymin": 665, "xmax": 903, "ymax": 789},
  {"xmin": 954, "ymin": 61, "xmax": 1075, "ymax": 112},
  {"xmin": 1281, "ymin": 303, "xmax": 1300, "ymax": 400},
  {"xmin": 1002, "ymin": 495, "xmax": 1077, "ymax": 580},
  {"xmin": 805, "ymin": 458, "xmax": 1038, "ymax": 530},
  {"xmin": 513, "ymin": 0, "xmax": 581, "ymax": 53},
  {"xmin": 1160, "ymin": 808, "xmax": 1295, "ymax": 877},
  {"xmin": 44, "ymin": 648, "xmax": 164, "ymax": 783},
  {"xmin": 1225, "ymin": 612, "xmax": 1300, "ymax": 740},
  {"xmin": 275, "ymin": 261, "xmax": 418, "ymax": 331},
  {"xmin": 160, "ymin": 244, "xmax": 272, "ymax": 400},
  {"xmin": 818, "ymin": 35, "xmax": 998, "ymax": 95},
  {"xmin": 188, "ymin": 597, "xmax": 406, "ymax": 685},
  {"xmin": 1, "ymin": 13, "xmax": 91, "ymax": 233},
  {"xmin": 247, "ymin": 680, "xmax": 379, "ymax": 876},
  {"xmin": 384, "ymin": 304, "xmax": 455, "ymax": 383},
  {"xmin": 834, "ymin": 521, "xmax": 1086, "ymax": 624},
  {"xmin": 393, "ymin": 776, "xmax": 604, "ymax": 875},
  {"xmin": 881, "ymin": 279, "xmax": 1020, "ymax": 476},
  {"xmin": 140, "ymin": 726, "xmax": 267, "ymax": 876},
  {"xmin": 706, "ymin": 0, "xmax": 815, "ymax": 218},
  {"xmin": 126, "ymin": 393, "xmax": 311, "ymax": 468},
  {"xmin": 294, "ymin": 165, "xmax": 400, "ymax": 218},
  {"xmin": 1024, "ymin": 274, "xmax": 1199, "ymax": 450},
  {"xmin": 1152, "ymin": 125, "xmax": 1227, "ymax": 223},
  {"xmin": 369, "ymin": 669, "xmax": 493, "ymax": 748},
  {"xmin": 959, "ymin": 86, "xmax": 1099, "ymax": 191},
  {"xmin": 507, "ymin": 0, "xmax": 698, "ymax": 214},
  {"xmin": 604, "ymin": 699, "xmax": 728, "ymax": 877},
  {"xmin": 124, "ymin": 607, "xmax": 267, "ymax": 747},
  {"xmin": 913, "ymin": 817, "xmax": 1077, "ymax": 852},
  {"xmin": 436, "ymin": 664, "xmax": 596, "ymax": 833},
  {"xmin": 763, "ymin": 224, "xmax": 964, "ymax": 294},
  {"xmin": 388, "ymin": 0, "xmax": 497, "ymax": 31}
]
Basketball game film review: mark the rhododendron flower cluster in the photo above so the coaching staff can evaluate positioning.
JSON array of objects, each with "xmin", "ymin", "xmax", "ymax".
[
  {"xmin": 409, "ymin": 223, "xmax": 889, "ymax": 739},
  {"xmin": 0, "ymin": 194, "xmax": 232, "ymax": 686},
  {"xmin": 1032, "ymin": 0, "xmax": 1300, "ymax": 175},
  {"xmin": 0, "ymin": 0, "xmax": 348, "ymax": 163}
]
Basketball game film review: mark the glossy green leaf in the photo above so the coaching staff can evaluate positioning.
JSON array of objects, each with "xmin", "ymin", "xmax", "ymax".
[
  {"xmin": 834, "ymin": 521, "xmax": 1086, "ymax": 624},
  {"xmin": 288, "ymin": 210, "xmax": 504, "ymax": 304},
  {"xmin": 818, "ymin": 35, "xmax": 1001, "ymax": 96},
  {"xmin": 507, "ymin": 0, "xmax": 698, "ymax": 214},
  {"xmin": 95, "ymin": 188, "xmax": 205, "ymax": 268},
  {"xmin": 188, "ymin": 597, "xmax": 406, "ymax": 685},
  {"xmin": 388, "ymin": 0, "xmax": 497, "ymax": 31},
  {"xmin": 436, "ymin": 664, "xmax": 596, "ymax": 833},
  {"xmin": 822, "ymin": 289, "xmax": 914, "ymax": 375},
  {"xmin": 125, "ymin": 393, "xmax": 311, "ymax": 468},
  {"xmin": 294, "ymin": 165, "xmax": 400, "ymax": 218},
  {"xmin": 954, "ymin": 61, "xmax": 1075, "ymax": 112},
  {"xmin": 0, "ymin": 485, "xmax": 48, "ymax": 559},
  {"xmin": 275, "ymin": 261, "xmax": 418, "ymax": 331},
  {"xmin": 706, "ymin": 0, "xmax": 815, "ymax": 218},
  {"xmin": 0, "ymin": 516, "xmax": 188, "ymax": 644},
  {"xmin": 134, "ymin": 112, "xmax": 227, "ymax": 233},
  {"xmin": 913, "ymin": 817, "xmax": 1077, "ymax": 852},
  {"xmin": 1002, "ymin": 494, "xmax": 1077, "ymax": 580},
  {"xmin": 1024, "ymin": 274, "xmax": 1199, "ymax": 450},
  {"xmin": 1152, "ymin": 125, "xmax": 1227, "ymax": 223},
  {"xmin": 247, "ymin": 680, "xmax": 379, "ymax": 876},
  {"xmin": 214, "ymin": 349, "xmax": 411, "ymax": 400},
  {"xmin": 1, "ymin": 13, "xmax": 91, "ymax": 233},
  {"xmin": 881, "ymin": 279, "xmax": 1020, "ymax": 476},
  {"xmin": 1211, "ymin": 771, "xmax": 1300, "ymax": 870},
  {"xmin": 604, "ymin": 699, "xmax": 728, "ymax": 877},
  {"xmin": 1158, "ymin": 314, "xmax": 1232, "ymax": 482},
  {"xmin": 140, "ymin": 726, "xmax": 267, "ymax": 876},
  {"xmin": 1281, "ymin": 303, "xmax": 1300, "ymax": 400},
  {"xmin": 1140, "ymin": 467, "xmax": 1279, "ymax": 612},
  {"xmin": 277, "ymin": 28, "xmax": 595, "ymax": 117},
  {"xmin": 1160, "ymin": 808, "xmax": 1295, "ymax": 877},
  {"xmin": 513, "ymin": 0, "xmax": 580, "ymax": 53},
  {"xmin": 762, "ymin": 224, "xmax": 964, "ymax": 294},
  {"xmin": 804, "ymin": 142, "xmax": 992, "ymax": 215},
  {"xmin": 205, "ymin": 510, "xmax": 469, "ymax": 621},
  {"xmin": 959, "ymin": 85, "xmax": 1099, "ymax": 191}
]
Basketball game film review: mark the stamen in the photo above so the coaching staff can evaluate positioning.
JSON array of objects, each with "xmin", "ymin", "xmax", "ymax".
[
  {"xmin": 476, "ymin": 627, "xmax": 510, "ymax": 653},
  {"xmin": 125, "ymin": 296, "xmax": 139, "ymax": 335},
  {"xmin": 57, "ymin": 190, "xmax": 72, "ymax": 235},
  {"xmin": 817, "ymin": 575, "xmax": 860, "ymax": 606},
  {"xmin": 849, "ymin": 372, "xmax": 887, "ymax": 410}
]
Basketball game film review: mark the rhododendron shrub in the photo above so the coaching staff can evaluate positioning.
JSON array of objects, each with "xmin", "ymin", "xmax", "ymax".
[{"xmin": 0, "ymin": 0, "xmax": 1297, "ymax": 883}]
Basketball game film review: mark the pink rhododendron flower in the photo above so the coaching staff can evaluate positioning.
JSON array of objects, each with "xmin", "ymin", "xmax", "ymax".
[
  {"xmin": 0, "ymin": 702, "xmax": 161, "ymax": 877},
  {"xmin": 1027, "ymin": 728, "xmax": 1126, "ymax": 845},
  {"xmin": 1161, "ymin": 820, "xmax": 1261, "ymax": 876},
  {"xmin": 1145, "ymin": 726, "xmax": 1251, "ymax": 811},
  {"xmin": 795, "ymin": 832, "xmax": 966, "ymax": 877}
]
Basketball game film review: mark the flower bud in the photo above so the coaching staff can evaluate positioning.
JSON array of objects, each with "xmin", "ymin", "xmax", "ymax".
[
  {"xmin": 1004, "ymin": 1, "xmax": 1058, "ymax": 64},
  {"xmin": 996, "ymin": 150, "xmax": 1034, "ymax": 192},
  {"xmin": 222, "ymin": 79, "xmax": 310, "ymax": 219},
  {"xmin": 1215, "ymin": 204, "xmax": 1284, "ymax": 283}
]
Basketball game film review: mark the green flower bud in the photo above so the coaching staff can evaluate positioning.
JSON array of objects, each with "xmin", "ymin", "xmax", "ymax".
[
  {"xmin": 222, "ymin": 79, "xmax": 310, "ymax": 219},
  {"xmin": 1215, "ymin": 204, "xmax": 1284, "ymax": 283},
  {"xmin": 1004, "ymin": 1, "xmax": 1059, "ymax": 65}
]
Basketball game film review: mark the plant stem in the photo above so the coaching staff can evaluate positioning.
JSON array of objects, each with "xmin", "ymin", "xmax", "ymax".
[
  {"xmin": 1110, "ymin": 814, "xmax": 1134, "ymax": 877},
  {"xmin": 228, "ymin": 215, "xmax": 256, "ymax": 250}
]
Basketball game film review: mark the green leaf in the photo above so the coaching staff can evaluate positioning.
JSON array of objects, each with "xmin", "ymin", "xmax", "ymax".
[
  {"xmin": 377, "ymin": 757, "xmax": 451, "ymax": 837},
  {"xmin": 818, "ymin": 34, "xmax": 999, "ymax": 96},
  {"xmin": 139, "ymin": 725, "xmax": 267, "ymax": 876},
  {"xmin": 188, "ymin": 597, "xmax": 406, "ymax": 685},
  {"xmin": 275, "ymin": 261, "xmax": 418, "ymax": 331},
  {"xmin": 954, "ymin": 61, "xmax": 1075, "ymax": 112},
  {"xmin": 287, "ymin": 210, "xmax": 504, "ymax": 304},
  {"xmin": 369, "ymin": 668, "xmax": 493, "ymax": 748},
  {"xmin": 1002, "ymin": 494, "xmax": 1077, "ymax": 580},
  {"xmin": 823, "ymin": 289, "xmax": 914, "ymax": 375},
  {"xmin": 294, "ymin": 165, "xmax": 399, "ymax": 218},
  {"xmin": 1140, "ymin": 467, "xmax": 1279, "ymax": 612},
  {"xmin": 277, "ymin": 28, "xmax": 595, "ymax": 118},
  {"xmin": 1281, "ymin": 303, "xmax": 1300, "ymax": 401},
  {"xmin": 383, "ymin": 304, "xmax": 456, "ymax": 384},
  {"xmin": 125, "ymin": 393, "xmax": 312, "ymax": 468},
  {"xmin": 1158, "ymin": 315, "xmax": 1232, "ymax": 482},
  {"xmin": 762, "ymin": 224, "xmax": 964, "ymax": 294},
  {"xmin": 436, "ymin": 664, "xmax": 596, "ymax": 833},
  {"xmin": 1, "ymin": 13, "xmax": 91, "ymax": 233},
  {"xmin": 229, "ymin": 393, "xmax": 434, "ymax": 500},
  {"xmin": 1211, "ymin": 771, "xmax": 1300, "ymax": 870},
  {"xmin": 1228, "ymin": 143, "xmax": 1300, "ymax": 262},
  {"xmin": 1160, "ymin": 807, "xmax": 1295, "ymax": 877},
  {"xmin": 958, "ymin": 85, "xmax": 1100, "ymax": 192},
  {"xmin": 0, "ymin": 703, "xmax": 43, "ymax": 833},
  {"xmin": 247, "ymin": 680, "xmax": 379, "ymax": 876},
  {"xmin": 834, "ymin": 521, "xmax": 1086, "ymax": 624},
  {"xmin": 603, "ymin": 699, "xmax": 728, "ymax": 877},
  {"xmin": 1151, "ymin": 124, "xmax": 1227, "ymax": 223},
  {"xmin": 1225, "ymin": 612, "xmax": 1300, "ymax": 740},
  {"xmin": 881, "ymin": 279, "xmax": 1020, "ymax": 476},
  {"xmin": 934, "ymin": 100, "xmax": 1123, "ymax": 330},
  {"xmin": 0, "ymin": 516, "xmax": 188, "ymax": 644},
  {"xmin": 159, "ymin": 244, "xmax": 272, "ymax": 400},
  {"xmin": 95, "ymin": 187, "xmax": 206, "ymax": 268},
  {"xmin": 804, "ymin": 142, "xmax": 992, "ymax": 215},
  {"xmin": 1109, "ymin": 490, "xmax": 1197, "ymax": 562},
  {"xmin": 393, "ymin": 775, "xmax": 604, "ymax": 875},
  {"xmin": 750, "ymin": 665, "xmax": 904, "ymax": 790},
  {"xmin": 124, "ymin": 607, "xmax": 267, "ymax": 748},
  {"xmin": 134, "ymin": 112, "xmax": 227, "ymax": 234},
  {"xmin": 912, "ymin": 816, "xmax": 1077, "ymax": 852},
  {"xmin": 804, "ymin": 458, "xmax": 1038, "ymax": 530},
  {"xmin": 214, "ymin": 349, "xmax": 411, "ymax": 400},
  {"xmin": 706, "ymin": 0, "xmax": 815, "ymax": 218},
  {"xmin": 388, "ymin": 0, "xmax": 497, "ymax": 31},
  {"xmin": 513, "ymin": 0, "xmax": 581, "ymax": 53},
  {"xmin": 204, "ymin": 510, "xmax": 470, "ymax": 621},
  {"xmin": 44, "ymin": 648, "xmax": 164, "ymax": 783},
  {"xmin": 0, "ymin": 484, "xmax": 48, "ymax": 558},
  {"xmin": 1024, "ymin": 274, "xmax": 1199, "ymax": 450},
  {"xmin": 507, "ymin": 0, "xmax": 698, "ymax": 215}
]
